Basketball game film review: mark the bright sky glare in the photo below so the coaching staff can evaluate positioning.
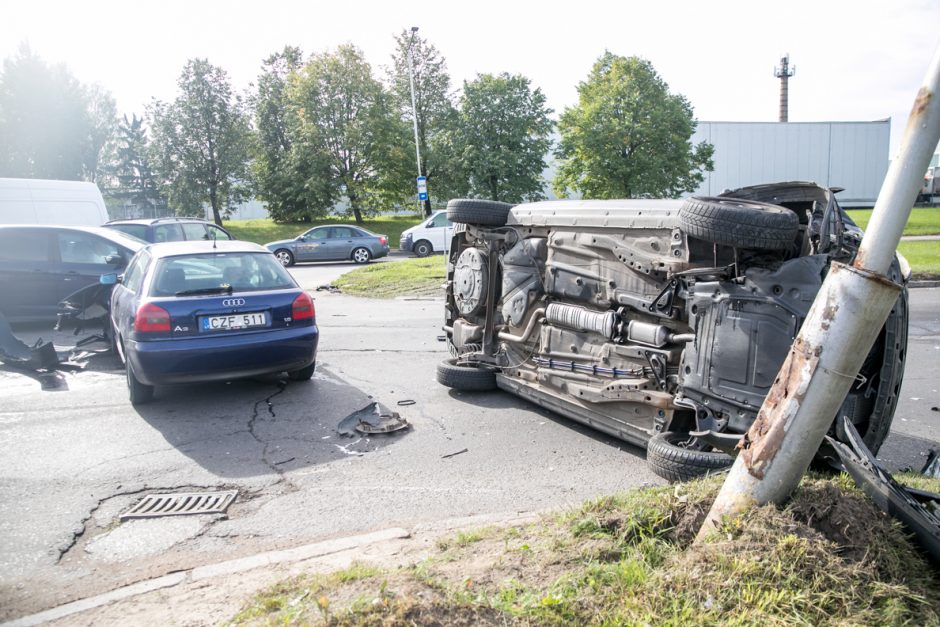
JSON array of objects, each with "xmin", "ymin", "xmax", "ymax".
[{"xmin": 3, "ymin": 0, "xmax": 938, "ymax": 155}]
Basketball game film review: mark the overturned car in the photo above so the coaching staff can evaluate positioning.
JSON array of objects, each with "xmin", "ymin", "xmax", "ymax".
[{"xmin": 437, "ymin": 183, "xmax": 909, "ymax": 481}]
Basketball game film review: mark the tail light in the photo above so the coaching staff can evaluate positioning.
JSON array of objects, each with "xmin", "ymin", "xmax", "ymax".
[
  {"xmin": 292, "ymin": 292, "xmax": 315, "ymax": 321},
  {"xmin": 379, "ymin": 235, "xmax": 388, "ymax": 246},
  {"xmin": 134, "ymin": 303, "xmax": 171, "ymax": 332}
]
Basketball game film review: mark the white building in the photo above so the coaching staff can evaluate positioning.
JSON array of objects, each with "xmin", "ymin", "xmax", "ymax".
[{"xmin": 690, "ymin": 120, "xmax": 890, "ymax": 207}]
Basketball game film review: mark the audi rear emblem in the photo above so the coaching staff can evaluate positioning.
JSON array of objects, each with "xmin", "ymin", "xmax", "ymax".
[{"xmin": 222, "ymin": 298, "xmax": 246, "ymax": 307}]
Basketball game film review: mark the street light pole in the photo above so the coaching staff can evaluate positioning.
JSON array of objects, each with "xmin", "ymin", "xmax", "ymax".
[{"xmin": 407, "ymin": 26, "xmax": 430, "ymax": 217}]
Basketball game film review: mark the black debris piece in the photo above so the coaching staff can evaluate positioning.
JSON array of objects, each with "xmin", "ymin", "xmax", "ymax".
[
  {"xmin": 0, "ymin": 314, "xmax": 59, "ymax": 370},
  {"xmin": 441, "ymin": 448, "xmax": 469, "ymax": 459},
  {"xmin": 827, "ymin": 418, "xmax": 940, "ymax": 564},
  {"xmin": 337, "ymin": 402, "xmax": 410, "ymax": 437},
  {"xmin": 316, "ymin": 284, "xmax": 342, "ymax": 294},
  {"xmin": 396, "ymin": 399, "xmax": 416, "ymax": 406}
]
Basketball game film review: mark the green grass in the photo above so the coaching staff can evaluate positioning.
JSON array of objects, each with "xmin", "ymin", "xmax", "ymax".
[
  {"xmin": 846, "ymin": 207, "xmax": 940, "ymax": 235},
  {"xmin": 223, "ymin": 214, "xmax": 426, "ymax": 249},
  {"xmin": 898, "ymin": 240, "xmax": 940, "ymax": 278},
  {"xmin": 333, "ymin": 256, "xmax": 448, "ymax": 298},
  {"xmin": 232, "ymin": 474, "xmax": 940, "ymax": 626}
]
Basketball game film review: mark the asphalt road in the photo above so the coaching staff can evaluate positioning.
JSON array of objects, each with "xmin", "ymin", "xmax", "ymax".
[{"xmin": 0, "ymin": 267, "xmax": 937, "ymax": 620}]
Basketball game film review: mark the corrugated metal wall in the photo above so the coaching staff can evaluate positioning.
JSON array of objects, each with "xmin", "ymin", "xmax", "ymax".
[{"xmin": 691, "ymin": 120, "xmax": 890, "ymax": 206}]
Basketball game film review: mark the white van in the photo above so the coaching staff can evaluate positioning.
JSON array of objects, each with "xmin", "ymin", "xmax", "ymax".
[
  {"xmin": 0, "ymin": 178, "xmax": 110, "ymax": 227},
  {"xmin": 399, "ymin": 210, "xmax": 452, "ymax": 257}
]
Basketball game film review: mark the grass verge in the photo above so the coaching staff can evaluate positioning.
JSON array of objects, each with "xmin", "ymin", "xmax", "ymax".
[
  {"xmin": 223, "ymin": 215, "xmax": 426, "ymax": 249},
  {"xmin": 232, "ymin": 473, "xmax": 940, "ymax": 626},
  {"xmin": 333, "ymin": 256, "xmax": 448, "ymax": 298},
  {"xmin": 847, "ymin": 207, "xmax": 940, "ymax": 235},
  {"xmin": 898, "ymin": 240, "xmax": 940, "ymax": 279}
]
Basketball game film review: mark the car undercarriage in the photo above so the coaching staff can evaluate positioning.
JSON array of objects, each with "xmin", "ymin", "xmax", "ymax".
[{"xmin": 438, "ymin": 183, "xmax": 909, "ymax": 481}]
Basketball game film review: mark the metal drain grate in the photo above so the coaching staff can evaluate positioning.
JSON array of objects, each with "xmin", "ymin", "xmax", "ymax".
[{"xmin": 120, "ymin": 490, "xmax": 238, "ymax": 520}]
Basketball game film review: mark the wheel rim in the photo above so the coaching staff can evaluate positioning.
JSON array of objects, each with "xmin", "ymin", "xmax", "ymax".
[
  {"xmin": 354, "ymin": 249, "xmax": 369, "ymax": 263},
  {"xmin": 416, "ymin": 243, "xmax": 430, "ymax": 257},
  {"xmin": 276, "ymin": 250, "xmax": 291, "ymax": 266}
]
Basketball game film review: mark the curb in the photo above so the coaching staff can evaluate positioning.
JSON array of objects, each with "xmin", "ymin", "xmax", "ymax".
[
  {"xmin": 2, "ymin": 527, "xmax": 410, "ymax": 627},
  {"xmin": 910, "ymin": 280, "xmax": 940, "ymax": 288}
]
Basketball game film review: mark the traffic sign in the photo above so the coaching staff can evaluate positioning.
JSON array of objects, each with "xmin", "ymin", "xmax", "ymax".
[{"xmin": 416, "ymin": 176, "xmax": 428, "ymax": 201}]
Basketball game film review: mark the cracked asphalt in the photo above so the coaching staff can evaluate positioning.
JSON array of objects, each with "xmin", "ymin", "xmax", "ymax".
[{"xmin": 0, "ymin": 259, "xmax": 938, "ymax": 621}]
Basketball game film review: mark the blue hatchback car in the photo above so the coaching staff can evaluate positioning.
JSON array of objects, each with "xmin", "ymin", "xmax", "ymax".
[{"xmin": 109, "ymin": 240, "xmax": 319, "ymax": 404}]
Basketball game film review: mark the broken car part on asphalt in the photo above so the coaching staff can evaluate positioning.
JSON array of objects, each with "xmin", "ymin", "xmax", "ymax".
[
  {"xmin": 438, "ymin": 181, "xmax": 909, "ymax": 485},
  {"xmin": 337, "ymin": 402, "xmax": 410, "ymax": 436},
  {"xmin": 828, "ymin": 418, "xmax": 940, "ymax": 564}
]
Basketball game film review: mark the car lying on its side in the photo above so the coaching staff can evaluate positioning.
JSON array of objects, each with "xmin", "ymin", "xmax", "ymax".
[
  {"xmin": 0, "ymin": 225, "xmax": 144, "ymax": 321},
  {"xmin": 437, "ymin": 186, "xmax": 909, "ymax": 481},
  {"xmin": 265, "ymin": 225, "xmax": 389, "ymax": 267},
  {"xmin": 109, "ymin": 240, "xmax": 319, "ymax": 404}
]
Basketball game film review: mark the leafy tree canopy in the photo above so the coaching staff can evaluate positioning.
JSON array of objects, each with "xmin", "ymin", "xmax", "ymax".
[
  {"xmin": 554, "ymin": 53, "xmax": 713, "ymax": 199},
  {"xmin": 439, "ymin": 73, "xmax": 553, "ymax": 204},
  {"xmin": 149, "ymin": 58, "xmax": 252, "ymax": 225},
  {"xmin": 0, "ymin": 45, "xmax": 117, "ymax": 182}
]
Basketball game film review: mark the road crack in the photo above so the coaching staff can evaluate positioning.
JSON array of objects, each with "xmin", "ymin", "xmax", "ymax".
[{"xmin": 247, "ymin": 380, "xmax": 299, "ymax": 492}]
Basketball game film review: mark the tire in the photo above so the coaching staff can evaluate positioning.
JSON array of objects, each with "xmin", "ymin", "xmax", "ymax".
[
  {"xmin": 274, "ymin": 249, "xmax": 294, "ymax": 267},
  {"xmin": 446, "ymin": 199, "xmax": 513, "ymax": 227},
  {"xmin": 352, "ymin": 247, "xmax": 372, "ymax": 264},
  {"xmin": 413, "ymin": 240, "xmax": 433, "ymax": 258},
  {"xmin": 679, "ymin": 196, "xmax": 799, "ymax": 250},
  {"xmin": 646, "ymin": 432, "xmax": 734, "ymax": 482},
  {"xmin": 436, "ymin": 358, "xmax": 497, "ymax": 391},
  {"xmin": 288, "ymin": 362, "xmax": 316, "ymax": 382},
  {"xmin": 125, "ymin": 353, "xmax": 154, "ymax": 405}
]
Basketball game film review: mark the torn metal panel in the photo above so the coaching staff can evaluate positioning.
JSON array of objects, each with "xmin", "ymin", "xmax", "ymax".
[
  {"xmin": 0, "ymin": 313, "xmax": 60, "ymax": 370},
  {"xmin": 827, "ymin": 418, "xmax": 940, "ymax": 564},
  {"xmin": 337, "ymin": 402, "xmax": 410, "ymax": 437}
]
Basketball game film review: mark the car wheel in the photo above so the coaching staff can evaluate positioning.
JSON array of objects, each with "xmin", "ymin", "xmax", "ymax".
[
  {"xmin": 646, "ymin": 432, "xmax": 734, "ymax": 482},
  {"xmin": 413, "ymin": 240, "xmax": 433, "ymax": 258},
  {"xmin": 125, "ymin": 349, "xmax": 154, "ymax": 405},
  {"xmin": 678, "ymin": 196, "xmax": 799, "ymax": 250},
  {"xmin": 274, "ymin": 249, "xmax": 294, "ymax": 267},
  {"xmin": 352, "ymin": 247, "xmax": 372, "ymax": 264},
  {"xmin": 446, "ymin": 199, "xmax": 514, "ymax": 227},
  {"xmin": 436, "ymin": 358, "xmax": 497, "ymax": 391},
  {"xmin": 288, "ymin": 362, "xmax": 316, "ymax": 382}
]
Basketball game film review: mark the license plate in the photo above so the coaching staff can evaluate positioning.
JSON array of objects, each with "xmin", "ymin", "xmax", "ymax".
[{"xmin": 201, "ymin": 312, "xmax": 267, "ymax": 331}]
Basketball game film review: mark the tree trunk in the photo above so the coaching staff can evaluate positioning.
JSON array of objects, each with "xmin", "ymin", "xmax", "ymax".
[
  {"xmin": 422, "ymin": 198, "xmax": 432, "ymax": 217},
  {"xmin": 488, "ymin": 175, "xmax": 499, "ymax": 202},
  {"xmin": 209, "ymin": 186, "xmax": 223, "ymax": 226},
  {"xmin": 348, "ymin": 190, "xmax": 363, "ymax": 224}
]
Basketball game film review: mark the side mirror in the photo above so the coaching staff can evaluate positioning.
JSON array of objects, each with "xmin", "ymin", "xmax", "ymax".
[
  {"xmin": 105, "ymin": 253, "xmax": 124, "ymax": 265},
  {"xmin": 99, "ymin": 273, "xmax": 119, "ymax": 285},
  {"xmin": 295, "ymin": 235, "xmax": 305, "ymax": 241}
]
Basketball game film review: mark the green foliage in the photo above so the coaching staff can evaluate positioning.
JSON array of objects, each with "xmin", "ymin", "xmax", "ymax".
[
  {"xmin": 333, "ymin": 256, "xmax": 447, "ymax": 298},
  {"xmin": 107, "ymin": 114, "xmax": 167, "ymax": 216},
  {"xmin": 287, "ymin": 45, "xmax": 412, "ymax": 223},
  {"xmin": 554, "ymin": 52, "xmax": 713, "ymax": 199},
  {"xmin": 0, "ymin": 45, "xmax": 117, "ymax": 182},
  {"xmin": 250, "ymin": 46, "xmax": 333, "ymax": 223},
  {"xmin": 897, "ymin": 240, "xmax": 940, "ymax": 278},
  {"xmin": 387, "ymin": 30, "xmax": 457, "ymax": 213},
  {"xmin": 847, "ymin": 207, "xmax": 940, "ymax": 235},
  {"xmin": 437, "ymin": 73, "xmax": 554, "ymax": 203},
  {"xmin": 148, "ymin": 58, "xmax": 252, "ymax": 225}
]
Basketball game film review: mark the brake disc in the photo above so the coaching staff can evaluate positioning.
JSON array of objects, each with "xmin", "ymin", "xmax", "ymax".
[{"xmin": 453, "ymin": 247, "xmax": 488, "ymax": 316}]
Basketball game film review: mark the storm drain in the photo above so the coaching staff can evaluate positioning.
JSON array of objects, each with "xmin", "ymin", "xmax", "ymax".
[{"xmin": 120, "ymin": 490, "xmax": 238, "ymax": 520}]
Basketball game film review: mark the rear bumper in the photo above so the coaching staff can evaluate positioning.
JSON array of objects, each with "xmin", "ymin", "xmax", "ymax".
[
  {"xmin": 375, "ymin": 245, "xmax": 390, "ymax": 259},
  {"xmin": 126, "ymin": 324, "xmax": 319, "ymax": 385}
]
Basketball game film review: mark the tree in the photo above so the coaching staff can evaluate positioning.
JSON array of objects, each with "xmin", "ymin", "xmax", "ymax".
[
  {"xmin": 554, "ymin": 53, "xmax": 713, "ymax": 199},
  {"xmin": 439, "ymin": 73, "xmax": 553, "ymax": 204},
  {"xmin": 0, "ymin": 45, "xmax": 116, "ymax": 181},
  {"xmin": 288, "ymin": 45, "xmax": 411, "ymax": 223},
  {"xmin": 109, "ymin": 114, "xmax": 166, "ymax": 217},
  {"xmin": 251, "ymin": 46, "xmax": 330, "ymax": 222},
  {"xmin": 387, "ymin": 30, "xmax": 455, "ymax": 215},
  {"xmin": 149, "ymin": 59, "xmax": 252, "ymax": 225}
]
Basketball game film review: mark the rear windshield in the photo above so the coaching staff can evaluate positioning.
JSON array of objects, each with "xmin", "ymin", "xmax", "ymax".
[
  {"xmin": 105, "ymin": 224, "xmax": 149, "ymax": 240},
  {"xmin": 149, "ymin": 252, "xmax": 296, "ymax": 296}
]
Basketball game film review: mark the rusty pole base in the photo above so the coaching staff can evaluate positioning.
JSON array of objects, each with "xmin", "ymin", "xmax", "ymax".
[{"xmin": 695, "ymin": 262, "xmax": 901, "ymax": 545}]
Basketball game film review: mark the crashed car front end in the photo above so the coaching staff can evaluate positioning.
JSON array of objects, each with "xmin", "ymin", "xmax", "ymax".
[{"xmin": 439, "ymin": 184, "xmax": 909, "ymax": 481}]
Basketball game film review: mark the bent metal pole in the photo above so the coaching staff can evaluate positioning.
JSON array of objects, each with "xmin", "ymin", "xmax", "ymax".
[{"xmin": 696, "ymin": 45, "xmax": 940, "ymax": 544}]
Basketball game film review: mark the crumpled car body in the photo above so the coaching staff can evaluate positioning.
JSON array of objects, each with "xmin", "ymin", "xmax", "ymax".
[{"xmin": 438, "ymin": 184, "xmax": 909, "ymax": 481}]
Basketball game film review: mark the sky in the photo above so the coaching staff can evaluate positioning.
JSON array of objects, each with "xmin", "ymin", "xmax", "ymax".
[{"xmin": 2, "ymin": 0, "xmax": 938, "ymax": 155}]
